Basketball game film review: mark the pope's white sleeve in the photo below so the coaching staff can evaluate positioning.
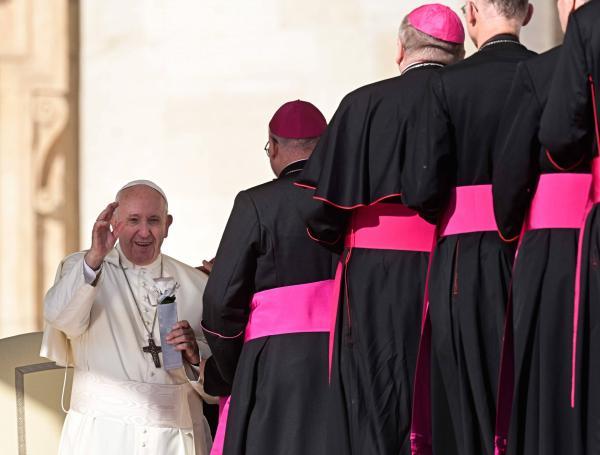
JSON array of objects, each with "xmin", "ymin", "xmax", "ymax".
[
  {"xmin": 82, "ymin": 259, "xmax": 101, "ymax": 284},
  {"xmin": 184, "ymin": 359, "xmax": 219, "ymax": 404},
  {"xmin": 44, "ymin": 253, "xmax": 99, "ymax": 338}
]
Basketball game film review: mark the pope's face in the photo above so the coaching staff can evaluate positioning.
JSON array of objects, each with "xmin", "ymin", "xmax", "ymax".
[{"xmin": 113, "ymin": 186, "xmax": 172, "ymax": 266}]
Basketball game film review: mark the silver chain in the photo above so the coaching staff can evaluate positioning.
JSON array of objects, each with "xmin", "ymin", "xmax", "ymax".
[
  {"xmin": 479, "ymin": 39, "xmax": 522, "ymax": 51},
  {"xmin": 401, "ymin": 62, "xmax": 445, "ymax": 76}
]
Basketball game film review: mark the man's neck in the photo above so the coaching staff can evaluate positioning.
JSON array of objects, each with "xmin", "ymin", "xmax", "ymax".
[
  {"xmin": 398, "ymin": 58, "xmax": 443, "ymax": 75},
  {"xmin": 474, "ymin": 23, "xmax": 521, "ymax": 48}
]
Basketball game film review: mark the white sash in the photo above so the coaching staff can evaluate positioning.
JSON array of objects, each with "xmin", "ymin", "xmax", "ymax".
[{"xmin": 70, "ymin": 369, "xmax": 195, "ymax": 429}]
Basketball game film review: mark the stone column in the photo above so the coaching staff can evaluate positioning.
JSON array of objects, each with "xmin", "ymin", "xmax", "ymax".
[{"xmin": 0, "ymin": 0, "xmax": 79, "ymax": 338}]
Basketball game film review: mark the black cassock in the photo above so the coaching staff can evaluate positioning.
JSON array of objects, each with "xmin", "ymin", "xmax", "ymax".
[
  {"xmin": 402, "ymin": 35, "xmax": 535, "ymax": 455},
  {"xmin": 493, "ymin": 47, "xmax": 590, "ymax": 455},
  {"xmin": 540, "ymin": 2, "xmax": 600, "ymax": 454},
  {"xmin": 202, "ymin": 160, "xmax": 338, "ymax": 455},
  {"xmin": 296, "ymin": 63, "xmax": 442, "ymax": 455}
]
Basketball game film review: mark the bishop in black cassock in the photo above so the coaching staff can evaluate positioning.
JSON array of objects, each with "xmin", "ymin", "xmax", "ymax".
[
  {"xmin": 402, "ymin": 1, "xmax": 535, "ymax": 453},
  {"xmin": 296, "ymin": 5, "xmax": 465, "ymax": 454},
  {"xmin": 540, "ymin": 1, "xmax": 600, "ymax": 453},
  {"xmin": 202, "ymin": 101, "xmax": 338, "ymax": 455},
  {"xmin": 493, "ymin": 44, "xmax": 591, "ymax": 455}
]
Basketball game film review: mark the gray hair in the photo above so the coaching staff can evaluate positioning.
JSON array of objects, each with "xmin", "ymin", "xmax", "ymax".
[
  {"xmin": 271, "ymin": 134, "xmax": 321, "ymax": 154},
  {"xmin": 486, "ymin": 0, "xmax": 530, "ymax": 18},
  {"xmin": 399, "ymin": 17, "xmax": 465, "ymax": 65}
]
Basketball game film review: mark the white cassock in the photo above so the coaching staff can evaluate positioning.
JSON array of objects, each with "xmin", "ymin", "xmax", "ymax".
[{"xmin": 41, "ymin": 246, "xmax": 214, "ymax": 455}]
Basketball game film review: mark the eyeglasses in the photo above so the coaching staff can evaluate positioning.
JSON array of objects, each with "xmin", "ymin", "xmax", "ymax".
[{"xmin": 263, "ymin": 137, "xmax": 278, "ymax": 156}]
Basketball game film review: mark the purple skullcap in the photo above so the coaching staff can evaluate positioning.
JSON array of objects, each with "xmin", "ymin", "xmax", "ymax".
[
  {"xmin": 269, "ymin": 100, "xmax": 327, "ymax": 139},
  {"xmin": 407, "ymin": 3, "xmax": 465, "ymax": 44}
]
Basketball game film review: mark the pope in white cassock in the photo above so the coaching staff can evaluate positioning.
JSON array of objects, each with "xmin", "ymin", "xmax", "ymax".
[{"xmin": 41, "ymin": 180, "xmax": 214, "ymax": 455}]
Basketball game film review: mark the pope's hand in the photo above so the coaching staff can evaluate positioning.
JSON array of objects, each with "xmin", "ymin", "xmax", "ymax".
[
  {"xmin": 84, "ymin": 202, "xmax": 124, "ymax": 270},
  {"xmin": 165, "ymin": 320, "xmax": 200, "ymax": 365},
  {"xmin": 197, "ymin": 257, "xmax": 215, "ymax": 275}
]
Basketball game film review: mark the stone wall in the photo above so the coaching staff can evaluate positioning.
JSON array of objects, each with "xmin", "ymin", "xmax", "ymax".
[{"xmin": 0, "ymin": 0, "xmax": 79, "ymax": 337}]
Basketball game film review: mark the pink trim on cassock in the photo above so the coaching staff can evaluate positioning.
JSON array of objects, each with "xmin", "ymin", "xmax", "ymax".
[
  {"xmin": 313, "ymin": 193, "xmax": 404, "ymax": 210},
  {"xmin": 211, "ymin": 280, "xmax": 334, "ymax": 455},
  {"xmin": 293, "ymin": 181, "xmax": 317, "ymax": 190},
  {"xmin": 200, "ymin": 322, "xmax": 244, "ymax": 340},
  {"xmin": 440, "ymin": 184, "xmax": 498, "ymax": 236},
  {"xmin": 329, "ymin": 262, "xmax": 343, "ymax": 379}
]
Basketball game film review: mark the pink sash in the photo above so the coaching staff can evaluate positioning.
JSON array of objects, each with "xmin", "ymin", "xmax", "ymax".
[
  {"xmin": 328, "ymin": 203, "xmax": 436, "ymax": 377},
  {"xmin": 440, "ymin": 184, "xmax": 498, "ymax": 236},
  {"xmin": 345, "ymin": 203, "xmax": 436, "ymax": 251},
  {"xmin": 210, "ymin": 280, "xmax": 333, "ymax": 455},
  {"xmin": 411, "ymin": 184, "xmax": 498, "ymax": 455},
  {"xmin": 493, "ymin": 172, "xmax": 592, "ymax": 455}
]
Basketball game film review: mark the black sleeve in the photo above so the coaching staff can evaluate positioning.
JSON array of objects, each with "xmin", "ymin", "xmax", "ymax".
[
  {"xmin": 492, "ymin": 63, "xmax": 541, "ymax": 241},
  {"xmin": 293, "ymin": 184, "xmax": 349, "ymax": 254},
  {"xmin": 201, "ymin": 191, "xmax": 260, "ymax": 395},
  {"xmin": 402, "ymin": 72, "xmax": 455, "ymax": 224},
  {"xmin": 540, "ymin": 13, "xmax": 593, "ymax": 165}
]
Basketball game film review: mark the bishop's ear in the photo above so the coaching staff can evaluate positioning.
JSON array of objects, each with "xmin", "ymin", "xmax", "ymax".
[
  {"xmin": 522, "ymin": 3, "xmax": 534, "ymax": 26},
  {"xmin": 395, "ymin": 39, "xmax": 405, "ymax": 67},
  {"xmin": 466, "ymin": 1, "xmax": 477, "ymax": 26}
]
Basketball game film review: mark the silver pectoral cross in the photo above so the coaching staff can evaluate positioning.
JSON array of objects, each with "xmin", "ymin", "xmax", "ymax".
[{"xmin": 142, "ymin": 337, "xmax": 162, "ymax": 368}]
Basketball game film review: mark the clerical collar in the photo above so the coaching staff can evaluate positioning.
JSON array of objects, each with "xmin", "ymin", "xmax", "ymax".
[
  {"xmin": 401, "ymin": 61, "xmax": 445, "ymax": 76},
  {"xmin": 115, "ymin": 244, "xmax": 163, "ymax": 273},
  {"xmin": 479, "ymin": 34, "xmax": 522, "ymax": 52},
  {"xmin": 280, "ymin": 159, "xmax": 307, "ymax": 178}
]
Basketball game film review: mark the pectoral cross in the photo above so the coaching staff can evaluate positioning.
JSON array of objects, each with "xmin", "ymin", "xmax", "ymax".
[{"xmin": 142, "ymin": 337, "xmax": 162, "ymax": 368}]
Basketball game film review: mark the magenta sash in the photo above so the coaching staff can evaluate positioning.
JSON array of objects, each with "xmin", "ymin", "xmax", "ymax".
[
  {"xmin": 244, "ymin": 280, "xmax": 332, "ymax": 342},
  {"xmin": 440, "ymin": 184, "xmax": 498, "ymax": 236},
  {"xmin": 493, "ymin": 172, "xmax": 593, "ymax": 455},
  {"xmin": 345, "ymin": 203, "xmax": 436, "ymax": 251},
  {"xmin": 210, "ymin": 280, "xmax": 333, "ymax": 455},
  {"xmin": 525, "ymin": 174, "xmax": 592, "ymax": 230},
  {"xmin": 328, "ymin": 203, "xmax": 436, "ymax": 377}
]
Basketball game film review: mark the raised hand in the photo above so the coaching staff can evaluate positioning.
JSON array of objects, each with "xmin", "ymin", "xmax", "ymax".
[
  {"xmin": 165, "ymin": 320, "xmax": 200, "ymax": 365},
  {"xmin": 84, "ymin": 202, "xmax": 124, "ymax": 270}
]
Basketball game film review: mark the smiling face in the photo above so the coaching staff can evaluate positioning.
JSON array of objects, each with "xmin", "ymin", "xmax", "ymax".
[{"xmin": 113, "ymin": 185, "xmax": 172, "ymax": 266}]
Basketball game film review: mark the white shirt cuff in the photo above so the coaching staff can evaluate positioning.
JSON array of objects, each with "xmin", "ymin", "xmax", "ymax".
[{"xmin": 83, "ymin": 260, "xmax": 101, "ymax": 284}]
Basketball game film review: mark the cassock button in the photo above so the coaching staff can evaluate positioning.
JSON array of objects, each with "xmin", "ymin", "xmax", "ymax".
[{"xmin": 141, "ymin": 442, "xmax": 146, "ymax": 447}]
